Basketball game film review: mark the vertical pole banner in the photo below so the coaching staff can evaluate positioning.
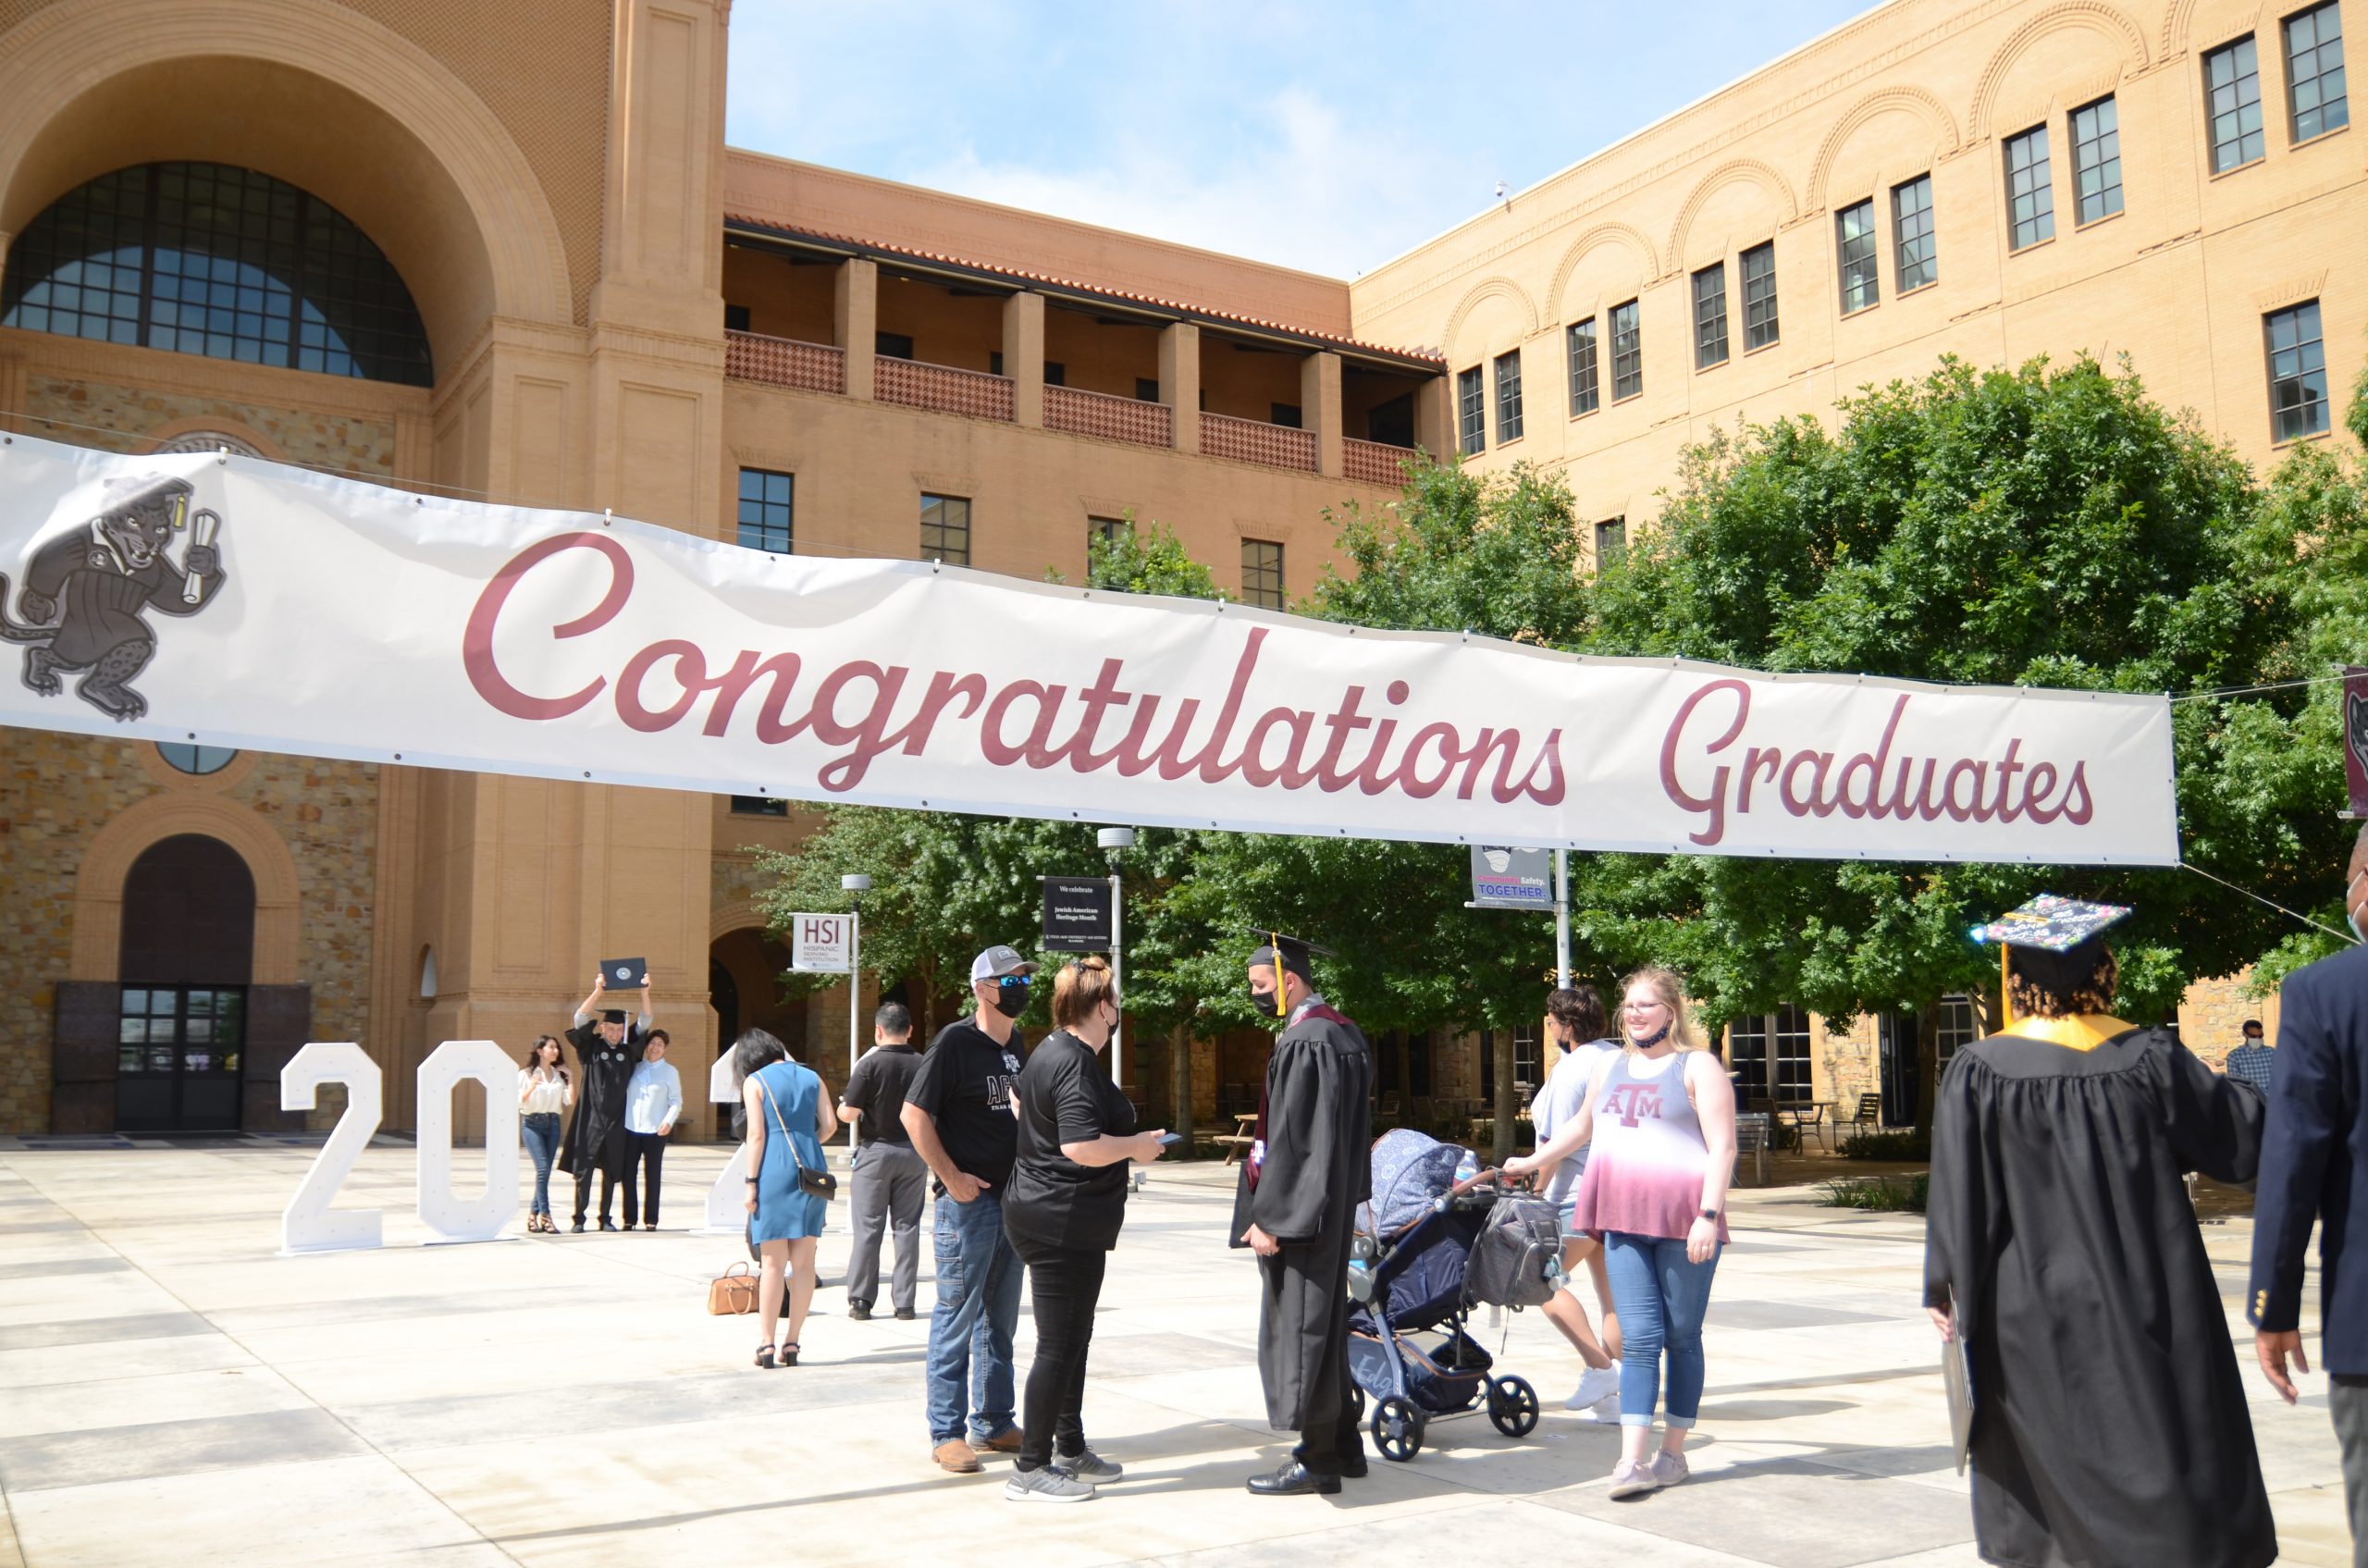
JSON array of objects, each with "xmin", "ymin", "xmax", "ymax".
[{"xmin": 0, "ymin": 433, "xmax": 2178, "ymax": 867}]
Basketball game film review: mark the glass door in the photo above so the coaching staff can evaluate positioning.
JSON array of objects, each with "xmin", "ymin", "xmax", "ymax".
[{"xmin": 116, "ymin": 985, "xmax": 245, "ymax": 1131}]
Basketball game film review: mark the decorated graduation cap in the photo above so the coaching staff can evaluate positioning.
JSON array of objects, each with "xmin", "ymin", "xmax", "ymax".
[
  {"xmin": 1244, "ymin": 927, "xmax": 1335, "ymax": 1019},
  {"xmin": 1967, "ymin": 895, "xmax": 2132, "ymax": 951}
]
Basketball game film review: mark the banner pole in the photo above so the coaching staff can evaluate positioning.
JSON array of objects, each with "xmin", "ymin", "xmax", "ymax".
[
  {"xmin": 1109, "ymin": 870, "xmax": 1124, "ymax": 1091},
  {"xmin": 1553, "ymin": 848, "xmax": 1572, "ymax": 990},
  {"xmin": 848, "ymin": 907, "xmax": 862, "ymax": 1142}
]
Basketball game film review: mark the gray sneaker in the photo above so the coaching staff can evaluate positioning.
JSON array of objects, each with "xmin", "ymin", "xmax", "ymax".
[
  {"xmin": 1005, "ymin": 1466, "xmax": 1096, "ymax": 1503},
  {"xmin": 1607, "ymin": 1459, "xmax": 1661, "ymax": 1500},
  {"xmin": 1648, "ymin": 1449, "xmax": 1690, "ymax": 1488},
  {"xmin": 1052, "ymin": 1450, "xmax": 1123, "ymax": 1482}
]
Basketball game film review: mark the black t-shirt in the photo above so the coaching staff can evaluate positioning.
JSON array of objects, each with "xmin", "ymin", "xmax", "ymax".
[
  {"xmin": 840, "ymin": 1043, "xmax": 923, "ymax": 1145},
  {"xmin": 1004, "ymin": 1030, "xmax": 1138, "ymax": 1252},
  {"xmin": 904, "ymin": 1017, "xmax": 1025, "ymax": 1191}
]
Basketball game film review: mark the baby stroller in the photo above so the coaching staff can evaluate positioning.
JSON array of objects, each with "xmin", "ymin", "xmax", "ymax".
[{"xmin": 1345, "ymin": 1130, "xmax": 1557, "ymax": 1461}]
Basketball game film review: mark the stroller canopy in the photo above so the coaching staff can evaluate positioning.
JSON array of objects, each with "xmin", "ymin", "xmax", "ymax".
[{"xmin": 1362, "ymin": 1128, "xmax": 1465, "ymax": 1237}]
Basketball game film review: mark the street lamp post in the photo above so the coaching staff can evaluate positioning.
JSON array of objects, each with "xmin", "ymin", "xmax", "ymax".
[
  {"xmin": 1096, "ymin": 829, "xmax": 1134, "ymax": 1088},
  {"xmin": 841, "ymin": 873, "xmax": 870, "ymax": 1148}
]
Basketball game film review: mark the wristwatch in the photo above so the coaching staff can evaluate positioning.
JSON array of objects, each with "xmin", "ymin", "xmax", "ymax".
[{"xmin": 1699, "ymin": 1207, "xmax": 1720, "ymax": 1220}]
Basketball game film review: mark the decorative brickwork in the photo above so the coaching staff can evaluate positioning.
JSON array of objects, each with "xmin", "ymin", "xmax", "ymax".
[
  {"xmin": 1045, "ymin": 384, "xmax": 1174, "ymax": 449},
  {"xmin": 1344, "ymin": 438, "xmax": 1416, "ymax": 487},
  {"xmin": 21, "ymin": 377, "xmax": 396, "ymax": 474},
  {"xmin": 874, "ymin": 356, "xmax": 1016, "ymax": 423},
  {"xmin": 1202, "ymin": 412, "xmax": 1316, "ymax": 472},
  {"xmin": 724, "ymin": 330, "xmax": 846, "ymax": 395}
]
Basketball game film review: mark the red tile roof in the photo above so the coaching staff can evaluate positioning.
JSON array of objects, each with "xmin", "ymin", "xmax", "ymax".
[{"xmin": 723, "ymin": 212, "xmax": 1445, "ymax": 370}]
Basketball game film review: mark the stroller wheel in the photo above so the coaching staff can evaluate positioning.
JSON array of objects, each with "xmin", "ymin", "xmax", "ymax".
[
  {"xmin": 1486, "ymin": 1376, "xmax": 1540, "ymax": 1438},
  {"xmin": 1371, "ymin": 1396, "xmax": 1423, "ymax": 1462}
]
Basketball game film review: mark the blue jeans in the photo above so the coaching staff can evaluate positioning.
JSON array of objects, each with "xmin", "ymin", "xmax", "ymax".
[
  {"xmin": 1602, "ymin": 1230, "xmax": 1720, "ymax": 1429},
  {"xmin": 926, "ymin": 1191, "xmax": 1023, "ymax": 1445},
  {"xmin": 520, "ymin": 1113, "xmax": 561, "ymax": 1216}
]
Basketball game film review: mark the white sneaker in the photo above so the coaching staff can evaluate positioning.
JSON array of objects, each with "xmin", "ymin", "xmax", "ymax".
[
  {"xmin": 1005, "ymin": 1467, "xmax": 1096, "ymax": 1503},
  {"xmin": 1564, "ymin": 1364, "xmax": 1622, "ymax": 1411},
  {"xmin": 1607, "ymin": 1459, "xmax": 1661, "ymax": 1500},
  {"xmin": 1648, "ymin": 1449, "xmax": 1690, "ymax": 1488}
]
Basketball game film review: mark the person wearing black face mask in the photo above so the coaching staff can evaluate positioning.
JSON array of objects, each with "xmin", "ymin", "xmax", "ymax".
[{"xmin": 903, "ymin": 944, "xmax": 1036, "ymax": 1475}]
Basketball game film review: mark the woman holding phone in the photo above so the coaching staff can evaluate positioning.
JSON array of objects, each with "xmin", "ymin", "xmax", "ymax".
[{"xmin": 999, "ymin": 956, "xmax": 1168, "ymax": 1502}]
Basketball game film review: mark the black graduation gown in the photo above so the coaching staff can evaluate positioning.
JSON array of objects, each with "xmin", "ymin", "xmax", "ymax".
[
  {"xmin": 1923, "ymin": 1025, "xmax": 2275, "ymax": 1568},
  {"xmin": 559, "ymin": 1025, "xmax": 638, "ymax": 1182},
  {"xmin": 1229, "ymin": 1005, "xmax": 1374, "ymax": 1432}
]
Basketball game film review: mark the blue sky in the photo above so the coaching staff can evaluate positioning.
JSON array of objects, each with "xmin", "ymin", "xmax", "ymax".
[{"xmin": 724, "ymin": 1, "xmax": 1880, "ymax": 278}]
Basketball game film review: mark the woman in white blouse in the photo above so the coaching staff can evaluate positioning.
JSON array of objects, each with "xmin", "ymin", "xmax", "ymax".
[{"xmin": 518, "ymin": 1036, "xmax": 574, "ymax": 1233}]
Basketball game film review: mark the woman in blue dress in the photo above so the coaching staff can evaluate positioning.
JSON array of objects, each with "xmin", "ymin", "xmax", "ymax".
[{"xmin": 738, "ymin": 1029, "xmax": 837, "ymax": 1367}]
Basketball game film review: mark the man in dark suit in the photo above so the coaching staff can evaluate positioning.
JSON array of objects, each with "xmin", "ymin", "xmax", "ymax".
[{"xmin": 2249, "ymin": 821, "xmax": 2368, "ymax": 1558}]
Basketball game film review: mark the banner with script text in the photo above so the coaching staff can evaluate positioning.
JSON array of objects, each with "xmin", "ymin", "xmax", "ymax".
[{"xmin": 0, "ymin": 434, "xmax": 2179, "ymax": 864}]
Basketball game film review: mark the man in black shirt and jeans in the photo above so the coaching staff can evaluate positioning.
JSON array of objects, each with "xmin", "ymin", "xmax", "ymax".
[
  {"xmin": 838, "ymin": 1001, "xmax": 929, "ymax": 1322},
  {"xmin": 904, "ymin": 945, "xmax": 1034, "ymax": 1475}
]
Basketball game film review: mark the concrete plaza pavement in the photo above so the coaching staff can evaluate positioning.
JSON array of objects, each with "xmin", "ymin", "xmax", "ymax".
[{"xmin": 0, "ymin": 1137, "xmax": 2350, "ymax": 1568}]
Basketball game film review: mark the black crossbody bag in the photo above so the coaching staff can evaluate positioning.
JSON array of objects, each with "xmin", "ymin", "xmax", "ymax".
[{"xmin": 757, "ymin": 1069, "xmax": 837, "ymax": 1201}]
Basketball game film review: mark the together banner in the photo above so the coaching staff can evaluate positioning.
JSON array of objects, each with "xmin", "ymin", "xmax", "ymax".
[{"xmin": 0, "ymin": 433, "xmax": 2180, "ymax": 864}]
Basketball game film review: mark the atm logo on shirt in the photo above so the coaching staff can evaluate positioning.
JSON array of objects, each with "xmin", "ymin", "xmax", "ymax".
[
  {"xmin": 985, "ymin": 1052, "xmax": 1021, "ymax": 1110},
  {"xmin": 1601, "ymin": 1084, "xmax": 1664, "ymax": 1128}
]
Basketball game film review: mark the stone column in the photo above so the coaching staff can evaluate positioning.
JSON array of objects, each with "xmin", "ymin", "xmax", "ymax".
[
  {"xmin": 1004, "ymin": 290, "xmax": 1044, "ymax": 428},
  {"xmin": 1302, "ymin": 350, "xmax": 1342, "ymax": 477},
  {"xmin": 836, "ymin": 258, "xmax": 878, "ymax": 401},
  {"xmin": 1159, "ymin": 321, "xmax": 1200, "ymax": 453},
  {"xmin": 1414, "ymin": 372, "xmax": 1452, "ymax": 460}
]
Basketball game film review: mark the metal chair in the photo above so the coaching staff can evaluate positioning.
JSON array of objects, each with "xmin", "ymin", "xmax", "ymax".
[
  {"xmin": 1733, "ymin": 1112, "xmax": 1772, "ymax": 1186},
  {"xmin": 1847, "ymin": 1093, "xmax": 1884, "ymax": 1137}
]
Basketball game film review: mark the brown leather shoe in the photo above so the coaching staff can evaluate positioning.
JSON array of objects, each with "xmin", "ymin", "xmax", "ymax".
[
  {"xmin": 933, "ymin": 1439, "xmax": 981, "ymax": 1475},
  {"xmin": 977, "ymin": 1427, "xmax": 1023, "ymax": 1455}
]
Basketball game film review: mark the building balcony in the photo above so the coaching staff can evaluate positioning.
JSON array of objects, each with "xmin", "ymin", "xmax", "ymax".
[
  {"xmin": 1344, "ymin": 437, "xmax": 1416, "ymax": 488},
  {"xmin": 1044, "ymin": 383, "xmax": 1173, "ymax": 449},
  {"xmin": 1202, "ymin": 412, "xmax": 1316, "ymax": 473},
  {"xmin": 875, "ymin": 354, "xmax": 1014, "ymax": 422},
  {"xmin": 724, "ymin": 329, "xmax": 845, "ymax": 394}
]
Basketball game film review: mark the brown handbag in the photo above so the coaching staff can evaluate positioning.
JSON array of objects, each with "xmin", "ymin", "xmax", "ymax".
[{"xmin": 707, "ymin": 1260, "xmax": 757, "ymax": 1315}]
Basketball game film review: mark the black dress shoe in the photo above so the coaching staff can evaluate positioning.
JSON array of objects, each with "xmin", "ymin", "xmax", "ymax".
[
  {"xmin": 894, "ymin": 1308, "xmax": 917, "ymax": 1321},
  {"xmin": 1338, "ymin": 1451, "xmax": 1369, "ymax": 1479},
  {"xmin": 1246, "ymin": 1461, "xmax": 1339, "ymax": 1496},
  {"xmin": 847, "ymin": 1303, "xmax": 871, "ymax": 1322}
]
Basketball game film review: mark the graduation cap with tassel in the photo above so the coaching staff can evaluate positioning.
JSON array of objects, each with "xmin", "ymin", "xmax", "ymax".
[{"xmin": 1243, "ymin": 927, "xmax": 1337, "ymax": 1019}]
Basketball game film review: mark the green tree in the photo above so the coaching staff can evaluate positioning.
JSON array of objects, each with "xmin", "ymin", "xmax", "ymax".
[
  {"xmin": 1574, "ymin": 354, "xmax": 2358, "ymax": 1117},
  {"xmin": 1048, "ymin": 512, "xmax": 1224, "ymax": 599}
]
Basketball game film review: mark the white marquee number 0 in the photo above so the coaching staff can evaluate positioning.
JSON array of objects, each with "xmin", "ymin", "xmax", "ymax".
[
  {"xmin": 415, "ymin": 1040, "xmax": 521, "ymax": 1243},
  {"xmin": 280, "ymin": 1042, "xmax": 384, "ymax": 1253}
]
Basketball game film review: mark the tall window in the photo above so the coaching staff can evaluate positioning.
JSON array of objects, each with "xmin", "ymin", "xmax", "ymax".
[
  {"xmin": 2071, "ymin": 96, "xmax": 2125, "ymax": 223},
  {"xmin": 1493, "ymin": 349, "xmax": 1524, "ymax": 442},
  {"xmin": 1513, "ymin": 1024, "xmax": 1542, "ymax": 1098},
  {"xmin": 736, "ymin": 468, "xmax": 795, "ymax": 554},
  {"xmin": 1770, "ymin": 1004, "xmax": 1814, "ymax": 1105},
  {"xmin": 1892, "ymin": 174, "xmax": 1938, "ymax": 291},
  {"xmin": 2004, "ymin": 125, "xmax": 2055, "ymax": 250},
  {"xmin": 1935, "ymin": 994, "xmax": 1982, "ymax": 1070},
  {"xmin": 1836, "ymin": 199, "xmax": 1880, "ymax": 310},
  {"xmin": 2265, "ymin": 300, "xmax": 2329, "ymax": 440},
  {"xmin": 1692, "ymin": 262, "xmax": 1730, "ymax": 368},
  {"xmin": 2286, "ymin": 2, "xmax": 2350, "ymax": 141},
  {"xmin": 1727, "ymin": 1015, "xmax": 1769, "ymax": 1104},
  {"xmin": 1740, "ymin": 243, "xmax": 1779, "ymax": 351},
  {"xmin": 0, "ymin": 162, "xmax": 431, "ymax": 386},
  {"xmin": 1567, "ymin": 318, "xmax": 1600, "ymax": 415},
  {"xmin": 1240, "ymin": 538, "xmax": 1285, "ymax": 609},
  {"xmin": 2206, "ymin": 36, "xmax": 2268, "ymax": 170},
  {"xmin": 920, "ymin": 493, "xmax": 971, "ymax": 565},
  {"xmin": 1609, "ymin": 300, "xmax": 1643, "ymax": 401},
  {"xmin": 1594, "ymin": 517, "xmax": 1627, "ymax": 566},
  {"xmin": 1089, "ymin": 515, "xmax": 1130, "ymax": 550},
  {"xmin": 1457, "ymin": 364, "xmax": 1486, "ymax": 454}
]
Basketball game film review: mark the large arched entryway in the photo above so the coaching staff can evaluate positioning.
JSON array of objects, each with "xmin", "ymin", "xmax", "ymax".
[
  {"xmin": 709, "ymin": 925, "xmax": 808, "ymax": 1062},
  {"xmin": 115, "ymin": 833, "xmax": 255, "ymax": 1130}
]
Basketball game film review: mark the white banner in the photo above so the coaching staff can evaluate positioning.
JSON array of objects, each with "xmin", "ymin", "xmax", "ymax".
[
  {"xmin": 789, "ymin": 913, "xmax": 853, "ymax": 973},
  {"xmin": 0, "ymin": 434, "xmax": 2179, "ymax": 864}
]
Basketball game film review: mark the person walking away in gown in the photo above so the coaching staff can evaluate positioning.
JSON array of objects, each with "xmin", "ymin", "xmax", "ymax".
[
  {"xmin": 1925, "ymin": 896, "xmax": 2274, "ymax": 1568},
  {"xmin": 1232, "ymin": 932, "xmax": 1375, "ymax": 1497}
]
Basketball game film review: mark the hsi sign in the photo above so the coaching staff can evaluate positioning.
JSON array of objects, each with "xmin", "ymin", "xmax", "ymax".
[
  {"xmin": 790, "ymin": 913, "xmax": 852, "ymax": 973},
  {"xmin": 0, "ymin": 432, "xmax": 2180, "ymax": 866}
]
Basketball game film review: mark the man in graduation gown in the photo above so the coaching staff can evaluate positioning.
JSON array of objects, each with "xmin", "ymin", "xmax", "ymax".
[
  {"xmin": 1231, "ymin": 935, "xmax": 1375, "ymax": 1496},
  {"xmin": 561, "ymin": 971, "xmax": 653, "ymax": 1232},
  {"xmin": 1925, "ymin": 901, "xmax": 2275, "ymax": 1568}
]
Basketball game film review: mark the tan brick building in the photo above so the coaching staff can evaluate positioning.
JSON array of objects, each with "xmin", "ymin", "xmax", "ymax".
[{"xmin": 0, "ymin": 0, "xmax": 2338, "ymax": 1136}]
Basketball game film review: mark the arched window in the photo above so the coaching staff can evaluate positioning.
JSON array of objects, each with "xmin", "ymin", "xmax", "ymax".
[{"xmin": 3, "ymin": 162, "xmax": 431, "ymax": 387}]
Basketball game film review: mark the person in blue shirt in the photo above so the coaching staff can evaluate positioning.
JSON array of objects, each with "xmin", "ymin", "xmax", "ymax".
[
  {"xmin": 2223, "ymin": 1019, "xmax": 2276, "ymax": 1095},
  {"xmin": 2250, "ymin": 824, "xmax": 2368, "ymax": 1558},
  {"xmin": 622, "ymin": 1029, "xmax": 684, "ymax": 1230}
]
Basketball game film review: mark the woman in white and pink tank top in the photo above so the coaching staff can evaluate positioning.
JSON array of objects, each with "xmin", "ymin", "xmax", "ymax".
[{"xmin": 1507, "ymin": 967, "xmax": 1736, "ymax": 1500}]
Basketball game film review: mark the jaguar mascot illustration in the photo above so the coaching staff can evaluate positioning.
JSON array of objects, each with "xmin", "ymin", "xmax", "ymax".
[{"xmin": 0, "ymin": 473, "xmax": 227, "ymax": 722}]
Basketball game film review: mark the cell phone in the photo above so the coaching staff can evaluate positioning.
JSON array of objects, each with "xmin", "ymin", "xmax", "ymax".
[{"xmin": 1157, "ymin": 1132, "xmax": 1183, "ymax": 1146}]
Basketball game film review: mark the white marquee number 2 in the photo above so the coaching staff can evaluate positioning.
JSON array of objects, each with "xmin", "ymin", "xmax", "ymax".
[
  {"xmin": 415, "ymin": 1040, "xmax": 520, "ymax": 1243},
  {"xmin": 280, "ymin": 1043, "xmax": 384, "ymax": 1253}
]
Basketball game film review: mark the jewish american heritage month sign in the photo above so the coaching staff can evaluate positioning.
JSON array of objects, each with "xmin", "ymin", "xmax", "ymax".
[{"xmin": 0, "ymin": 433, "xmax": 2180, "ymax": 865}]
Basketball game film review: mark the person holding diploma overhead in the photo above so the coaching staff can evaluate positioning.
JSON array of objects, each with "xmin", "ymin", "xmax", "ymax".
[
  {"xmin": 1924, "ymin": 896, "xmax": 2275, "ymax": 1568},
  {"xmin": 999, "ymin": 956, "xmax": 1168, "ymax": 1503},
  {"xmin": 561, "ymin": 967, "xmax": 653, "ymax": 1232},
  {"xmin": 1232, "ymin": 931, "xmax": 1375, "ymax": 1497}
]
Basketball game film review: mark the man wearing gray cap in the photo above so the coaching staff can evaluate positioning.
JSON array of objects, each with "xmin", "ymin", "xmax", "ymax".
[{"xmin": 903, "ymin": 944, "xmax": 1035, "ymax": 1474}]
